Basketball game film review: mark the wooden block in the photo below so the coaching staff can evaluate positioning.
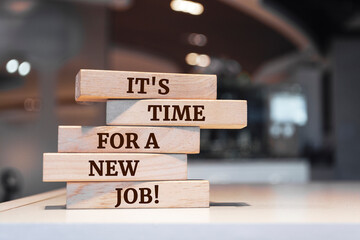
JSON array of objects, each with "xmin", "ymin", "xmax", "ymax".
[
  {"xmin": 43, "ymin": 153, "xmax": 187, "ymax": 182},
  {"xmin": 58, "ymin": 126, "xmax": 200, "ymax": 153},
  {"xmin": 75, "ymin": 69, "xmax": 217, "ymax": 101},
  {"xmin": 106, "ymin": 99, "xmax": 247, "ymax": 129},
  {"xmin": 66, "ymin": 180, "xmax": 209, "ymax": 209}
]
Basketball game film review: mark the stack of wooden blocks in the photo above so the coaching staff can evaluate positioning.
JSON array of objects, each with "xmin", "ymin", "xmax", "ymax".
[{"xmin": 43, "ymin": 69, "xmax": 247, "ymax": 209}]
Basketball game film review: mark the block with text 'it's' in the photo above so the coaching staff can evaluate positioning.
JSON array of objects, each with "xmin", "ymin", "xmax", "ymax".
[
  {"xmin": 106, "ymin": 99, "xmax": 247, "ymax": 129},
  {"xmin": 75, "ymin": 69, "xmax": 217, "ymax": 101},
  {"xmin": 43, "ymin": 153, "xmax": 187, "ymax": 182},
  {"xmin": 58, "ymin": 126, "xmax": 200, "ymax": 153},
  {"xmin": 66, "ymin": 180, "xmax": 209, "ymax": 209}
]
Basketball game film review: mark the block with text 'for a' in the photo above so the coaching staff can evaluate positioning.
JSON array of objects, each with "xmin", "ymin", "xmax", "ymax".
[
  {"xmin": 106, "ymin": 99, "xmax": 247, "ymax": 129},
  {"xmin": 58, "ymin": 126, "xmax": 200, "ymax": 153},
  {"xmin": 75, "ymin": 69, "xmax": 217, "ymax": 101},
  {"xmin": 66, "ymin": 180, "xmax": 209, "ymax": 209},
  {"xmin": 43, "ymin": 153, "xmax": 187, "ymax": 182}
]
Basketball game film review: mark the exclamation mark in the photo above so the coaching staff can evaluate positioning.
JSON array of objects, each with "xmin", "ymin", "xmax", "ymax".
[{"xmin": 154, "ymin": 185, "xmax": 159, "ymax": 204}]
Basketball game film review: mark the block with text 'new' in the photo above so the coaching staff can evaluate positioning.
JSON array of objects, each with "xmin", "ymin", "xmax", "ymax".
[{"xmin": 43, "ymin": 153, "xmax": 187, "ymax": 182}]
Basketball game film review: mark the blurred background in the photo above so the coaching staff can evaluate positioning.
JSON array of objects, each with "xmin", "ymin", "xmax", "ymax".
[{"xmin": 1, "ymin": 0, "xmax": 360, "ymax": 202}]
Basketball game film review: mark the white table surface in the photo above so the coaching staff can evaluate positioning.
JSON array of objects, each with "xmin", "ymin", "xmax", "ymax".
[{"xmin": 1, "ymin": 183, "xmax": 360, "ymax": 240}]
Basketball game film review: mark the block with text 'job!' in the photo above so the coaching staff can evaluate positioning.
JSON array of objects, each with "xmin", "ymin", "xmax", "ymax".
[
  {"xmin": 106, "ymin": 99, "xmax": 247, "ymax": 129},
  {"xmin": 66, "ymin": 180, "xmax": 209, "ymax": 209},
  {"xmin": 43, "ymin": 153, "xmax": 187, "ymax": 182},
  {"xmin": 58, "ymin": 126, "xmax": 200, "ymax": 153},
  {"xmin": 75, "ymin": 69, "xmax": 217, "ymax": 101}
]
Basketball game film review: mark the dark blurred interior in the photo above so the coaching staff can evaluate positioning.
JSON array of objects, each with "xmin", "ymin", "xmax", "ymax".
[{"xmin": 1, "ymin": 0, "xmax": 360, "ymax": 201}]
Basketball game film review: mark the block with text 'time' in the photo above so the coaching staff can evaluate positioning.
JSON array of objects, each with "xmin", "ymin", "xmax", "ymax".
[
  {"xmin": 75, "ymin": 69, "xmax": 217, "ymax": 101},
  {"xmin": 106, "ymin": 99, "xmax": 247, "ymax": 129},
  {"xmin": 66, "ymin": 180, "xmax": 209, "ymax": 209},
  {"xmin": 43, "ymin": 153, "xmax": 187, "ymax": 182},
  {"xmin": 58, "ymin": 126, "xmax": 200, "ymax": 153}
]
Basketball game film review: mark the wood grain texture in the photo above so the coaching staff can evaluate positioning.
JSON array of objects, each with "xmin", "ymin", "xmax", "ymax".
[
  {"xmin": 43, "ymin": 153, "xmax": 187, "ymax": 182},
  {"xmin": 106, "ymin": 99, "xmax": 247, "ymax": 129},
  {"xmin": 75, "ymin": 69, "xmax": 217, "ymax": 101},
  {"xmin": 66, "ymin": 180, "xmax": 209, "ymax": 209},
  {"xmin": 58, "ymin": 125, "xmax": 200, "ymax": 153}
]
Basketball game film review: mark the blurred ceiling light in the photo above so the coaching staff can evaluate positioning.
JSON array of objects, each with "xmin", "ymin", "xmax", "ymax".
[
  {"xmin": 188, "ymin": 33, "xmax": 207, "ymax": 46},
  {"xmin": 197, "ymin": 54, "xmax": 211, "ymax": 67},
  {"xmin": 170, "ymin": 0, "xmax": 204, "ymax": 16},
  {"xmin": 185, "ymin": 52, "xmax": 198, "ymax": 65},
  {"xmin": 110, "ymin": 0, "xmax": 133, "ymax": 11},
  {"xmin": 185, "ymin": 53, "xmax": 211, "ymax": 67},
  {"xmin": 4, "ymin": 0, "xmax": 36, "ymax": 14},
  {"xmin": 18, "ymin": 61, "xmax": 31, "ymax": 76},
  {"xmin": 6, "ymin": 59, "xmax": 19, "ymax": 74}
]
